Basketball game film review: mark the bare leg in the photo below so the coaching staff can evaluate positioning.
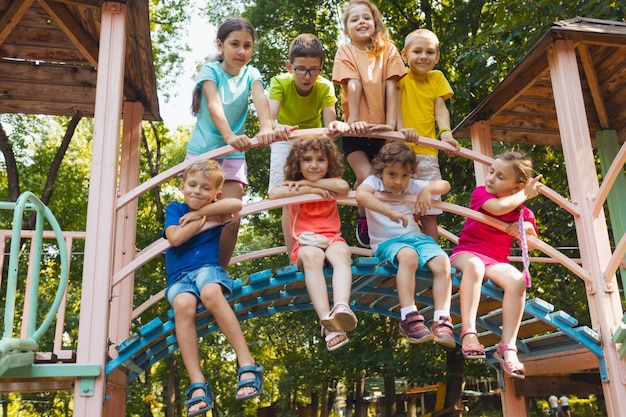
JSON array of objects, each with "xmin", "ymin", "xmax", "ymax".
[
  {"xmin": 452, "ymin": 253, "xmax": 485, "ymax": 348},
  {"xmin": 395, "ymin": 247, "xmax": 418, "ymax": 308},
  {"xmin": 299, "ymin": 246, "xmax": 346, "ymax": 348},
  {"xmin": 200, "ymin": 283, "xmax": 257, "ymax": 398},
  {"xmin": 346, "ymin": 151, "xmax": 372, "ymax": 218},
  {"xmin": 281, "ymin": 207, "xmax": 294, "ymax": 260},
  {"xmin": 299, "ymin": 246, "xmax": 332, "ymax": 319},
  {"xmin": 219, "ymin": 181, "xmax": 243, "ymax": 268},
  {"xmin": 486, "ymin": 263, "xmax": 526, "ymax": 363},
  {"xmin": 325, "ymin": 241, "xmax": 353, "ymax": 306},
  {"xmin": 427, "ymin": 255, "xmax": 452, "ymax": 313},
  {"xmin": 172, "ymin": 293, "xmax": 207, "ymax": 414}
]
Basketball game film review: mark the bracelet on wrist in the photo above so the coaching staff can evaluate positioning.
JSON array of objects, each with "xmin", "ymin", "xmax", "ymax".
[{"xmin": 437, "ymin": 127, "xmax": 452, "ymax": 139}]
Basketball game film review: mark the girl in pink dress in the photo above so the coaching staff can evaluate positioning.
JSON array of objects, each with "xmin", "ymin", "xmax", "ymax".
[{"xmin": 451, "ymin": 151, "xmax": 543, "ymax": 379}]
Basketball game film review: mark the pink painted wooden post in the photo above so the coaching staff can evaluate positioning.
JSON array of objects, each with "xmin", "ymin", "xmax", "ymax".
[
  {"xmin": 469, "ymin": 120, "xmax": 493, "ymax": 185},
  {"xmin": 104, "ymin": 101, "xmax": 144, "ymax": 416},
  {"xmin": 548, "ymin": 39, "xmax": 626, "ymax": 417},
  {"xmin": 73, "ymin": 2, "xmax": 127, "ymax": 415}
]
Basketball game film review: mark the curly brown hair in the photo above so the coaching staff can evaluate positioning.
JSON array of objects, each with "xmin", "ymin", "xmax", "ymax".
[
  {"xmin": 370, "ymin": 142, "xmax": 417, "ymax": 176},
  {"xmin": 495, "ymin": 151, "xmax": 534, "ymax": 185},
  {"xmin": 284, "ymin": 134, "xmax": 344, "ymax": 180}
]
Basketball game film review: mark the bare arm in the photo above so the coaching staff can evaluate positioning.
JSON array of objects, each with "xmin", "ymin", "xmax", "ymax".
[
  {"xmin": 482, "ymin": 175, "xmax": 543, "ymax": 216},
  {"xmin": 269, "ymin": 178, "xmax": 349, "ymax": 200},
  {"xmin": 396, "ymin": 87, "xmax": 419, "ymax": 143},
  {"xmin": 434, "ymin": 96, "xmax": 459, "ymax": 152},
  {"xmin": 415, "ymin": 180, "xmax": 451, "ymax": 216},
  {"xmin": 251, "ymin": 80, "xmax": 275, "ymax": 145},
  {"xmin": 178, "ymin": 198, "xmax": 242, "ymax": 227},
  {"xmin": 203, "ymin": 81, "xmax": 239, "ymax": 145},
  {"xmin": 356, "ymin": 183, "xmax": 409, "ymax": 227},
  {"xmin": 269, "ymin": 98, "xmax": 298, "ymax": 141}
]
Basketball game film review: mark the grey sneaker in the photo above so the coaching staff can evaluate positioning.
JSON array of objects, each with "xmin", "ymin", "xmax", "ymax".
[
  {"xmin": 399, "ymin": 312, "xmax": 433, "ymax": 344},
  {"xmin": 431, "ymin": 316, "xmax": 456, "ymax": 348}
]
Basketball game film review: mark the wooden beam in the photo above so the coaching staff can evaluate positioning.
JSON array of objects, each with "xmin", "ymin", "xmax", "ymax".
[
  {"xmin": 577, "ymin": 44, "xmax": 610, "ymax": 128},
  {"xmin": 37, "ymin": 0, "xmax": 99, "ymax": 67},
  {"xmin": 53, "ymin": 0, "xmax": 101, "ymax": 7},
  {"xmin": 0, "ymin": 0, "xmax": 36, "ymax": 45}
]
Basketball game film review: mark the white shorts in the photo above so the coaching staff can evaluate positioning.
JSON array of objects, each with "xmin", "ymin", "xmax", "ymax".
[
  {"xmin": 268, "ymin": 140, "xmax": 293, "ymax": 192},
  {"xmin": 415, "ymin": 155, "xmax": 442, "ymax": 215}
]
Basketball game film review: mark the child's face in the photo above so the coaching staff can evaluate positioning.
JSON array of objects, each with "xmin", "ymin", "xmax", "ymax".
[
  {"xmin": 402, "ymin": 36, "xmax": 440, "ymax": 76},
  {"xmin": 299, "ymin": 149, "xmax": 329, "ymax": 182},
  {"xmin": 485, "ymin": 158, "xmax": 523, "ymax": 198},
  {"xmin": 217, "ymin": 29, "xmax": 254, "ymax": 76},
  {"xmin": 381, "ymin": 163, "xmax": 412, "ymax": 195},
  {"xmin": 181, "ymin": 172, "xmax": 221, "ymax": 210},
  {"xmin": 344, "ymin": 4, "xmax": 375, "ymax": 48},
  {"xmin": 287, "ymin": 57, "xmax": 323, "ymax": 96}
]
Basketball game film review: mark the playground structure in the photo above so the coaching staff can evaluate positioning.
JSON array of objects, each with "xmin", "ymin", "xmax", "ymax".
[{"xmin": 0, "ymin": 1, "xmax": 625, "ymax": 416}]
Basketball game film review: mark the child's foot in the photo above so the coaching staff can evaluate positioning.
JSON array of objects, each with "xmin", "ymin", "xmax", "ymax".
[
  {"xmin": 355, "ymin": 216, "xmax": 370, "ymax": 247},
  {"xmin": 321, "ymin": 325, "xmax": 349, "ymax": 351},
  {"xmin": 235, "ymin": 364, "xmax": 264, "ymax": 400},
  {"xmin": 399, "ymin": 312, "xmax": 433, "ymax": 343},
  {"xmin": 185, "ymin": 382, "xmax": 213, "ymax": 417},
  {"xmin": 494, "ymin": 342, "xmax": 525, "ymax": 379},
  {"xmin": 430, "ymin": 316, "xmax": 456, "ymax": 348}
]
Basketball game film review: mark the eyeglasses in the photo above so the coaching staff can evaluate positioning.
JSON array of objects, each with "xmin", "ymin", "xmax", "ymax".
[{"xmin": 291, "ymin": 65, "xmax": 321, "ymax": 77}]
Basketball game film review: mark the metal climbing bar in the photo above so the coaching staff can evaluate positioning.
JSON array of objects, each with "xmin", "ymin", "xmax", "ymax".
[{"xmin": 0, "ymin": 192, "xmax": 70, "ymax": 375}]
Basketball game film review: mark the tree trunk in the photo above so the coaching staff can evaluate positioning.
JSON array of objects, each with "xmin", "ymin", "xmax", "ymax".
[
  {"xmin": 354, "ymin": 370, "xmax": 367, "ymax": 417},
  {"xmin": 320, "ymin": 380, "xmax": 329, "ymax": 417},
  {"xmin": 0, "ymin": 120, "xmax": 20, "ymax": 201},
  {"xmin": 443, "ymin": 348, "xmax": 465, "ymax": 416},
  {"xmin": 383, "ymin": 375, "xmax": 396, "ymax": 417},
  {"xmin": 165, "ymin": 359, "xmax": 179, "ymax": 417},
  {"xmin": 310, "ymin": 390, "xmax": 319, "ymax": 417}
]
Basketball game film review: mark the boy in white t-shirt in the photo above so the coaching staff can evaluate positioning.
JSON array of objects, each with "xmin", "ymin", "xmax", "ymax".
[{"xmin": 356, "ymin": 142, "xmax": 454, "ymax": 347}]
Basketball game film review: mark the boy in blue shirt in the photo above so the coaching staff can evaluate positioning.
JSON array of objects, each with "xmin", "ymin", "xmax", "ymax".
[{"xmin": 164, "ymin": 159, "xmax": 262, "ymax": 416}]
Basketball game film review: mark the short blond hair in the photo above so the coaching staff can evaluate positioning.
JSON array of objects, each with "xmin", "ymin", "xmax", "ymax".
[
  {"xmin": 404, "ymin": 28, "xmax": 440, "ymax": 51},
  {"xmin": 183, "ymin": 159, "xmax": 225, "ymax": 190}
]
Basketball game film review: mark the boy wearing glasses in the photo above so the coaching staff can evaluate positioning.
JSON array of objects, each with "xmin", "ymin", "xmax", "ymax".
[{"xmin": 269, "ymin": 33, "xmax": 339, "ymax": 257}]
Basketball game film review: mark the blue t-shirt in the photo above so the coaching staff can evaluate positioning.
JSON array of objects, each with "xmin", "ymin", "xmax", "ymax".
[
  {"xmin": 163, "ymin": 201, "xmax": 223, "ymax": 286},
  {"xmin": 187, "ymin": 60, "xmax": 263, "ymax": 159}
]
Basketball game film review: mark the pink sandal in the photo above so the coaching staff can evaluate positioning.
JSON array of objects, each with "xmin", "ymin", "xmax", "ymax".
[
  {"xmin": 321, "ymin": 302, "xmax": 358, "ymax": 333},
  {"xmin": 460, "ymin": 329, "xmax": 485, "ymax": 360},
  {"xmin": 493, "ymin": 342, "xmax": 525, "ymax": 379}
]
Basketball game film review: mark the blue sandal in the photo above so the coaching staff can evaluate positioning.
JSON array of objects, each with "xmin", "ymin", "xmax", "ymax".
[
  {"xmin": 235, "ymin": 363, "xmax": 264, "ymax": 400},
  {"xmin": 185, "ymin": 381, "xmax": 214, "ymax": 417}
]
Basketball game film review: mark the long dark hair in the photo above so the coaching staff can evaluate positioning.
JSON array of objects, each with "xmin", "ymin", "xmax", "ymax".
[{"xmin": 191, "ymin": 17, "xmax": 257, "ymax": 116}]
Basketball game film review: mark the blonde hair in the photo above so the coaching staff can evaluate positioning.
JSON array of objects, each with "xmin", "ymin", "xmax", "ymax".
[
  {"xmin": 284, "ymin": 134, "xmax": 344, "ymax": 180},
  {"xmin": 403, "ymin": 28, "xmax": 440, "ymax": 51},
  {"xmin": 183, "ymin": 159, "xmax": 225, "ymax": 190},
  {"xmin": 342, "ymin": 0, "xmax": 389, "ymax": 55},
  {"xmin": 495, "ymin": 151, "xmax": 534, "ymax": 184}
]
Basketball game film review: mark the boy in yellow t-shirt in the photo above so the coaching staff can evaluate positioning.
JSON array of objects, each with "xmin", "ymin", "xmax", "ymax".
[
  {"xmin": 269, "ymin": 34, "xmax": 339, "ymax": 257},
  {"xmin": 397, "ymin": 28, "xmax": 460, "ymax": 242}
]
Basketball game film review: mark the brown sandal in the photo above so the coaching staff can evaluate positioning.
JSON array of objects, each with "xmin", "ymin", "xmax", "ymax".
[{"xmin": 460, "ymin": 329, "xmax": 486, "ymax": 360}]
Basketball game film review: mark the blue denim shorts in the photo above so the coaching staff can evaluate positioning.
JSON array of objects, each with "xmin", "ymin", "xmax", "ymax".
[
  {"xmin": 375, "ymin": 235, "xmax": 447, "ymax": 270},
  {"xmin": 165, "ymin": 265, "xmax": 234, "ymax": 307}
]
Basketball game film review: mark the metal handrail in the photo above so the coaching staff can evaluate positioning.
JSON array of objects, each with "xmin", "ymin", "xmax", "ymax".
[{"xmin": 0, "ymin": 192, "xmax": 70, "ymax": 342}]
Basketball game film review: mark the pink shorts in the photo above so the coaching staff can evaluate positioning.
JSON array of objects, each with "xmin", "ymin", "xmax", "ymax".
[
  {"xmin": 185, "ymin": 152, "xmax": 248, "ymax": 186},
  {"xmin": 450, "ymin": 250, "xmax": 503, "ymax": 269}
]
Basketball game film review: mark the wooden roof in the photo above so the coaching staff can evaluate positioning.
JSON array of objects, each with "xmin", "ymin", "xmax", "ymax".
[
  {"xmin": 0, "ymin": 0, "xmax": 161, "ymax": 121},
  {"xmin": 454, "ymin": 17, "xmax": 626, "ymax": 147}
]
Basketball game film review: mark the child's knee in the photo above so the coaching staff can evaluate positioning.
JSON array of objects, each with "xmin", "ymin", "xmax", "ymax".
[
  {"xmin": 396, "ymin": 248, "xmax": 418, "ymax": 269},
  {"xmin": 173, "ymin": 294, "xmax": 197, "ymax": 318}
]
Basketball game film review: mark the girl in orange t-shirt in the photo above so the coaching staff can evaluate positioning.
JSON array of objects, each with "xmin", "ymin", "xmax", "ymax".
[
  {"xmin": 330, "ymin": 0, "xmax": 407, "ymax": 247},
  {"xmin": 269, "ymin": 134, "xmax": 356, "ymax": 352}
]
